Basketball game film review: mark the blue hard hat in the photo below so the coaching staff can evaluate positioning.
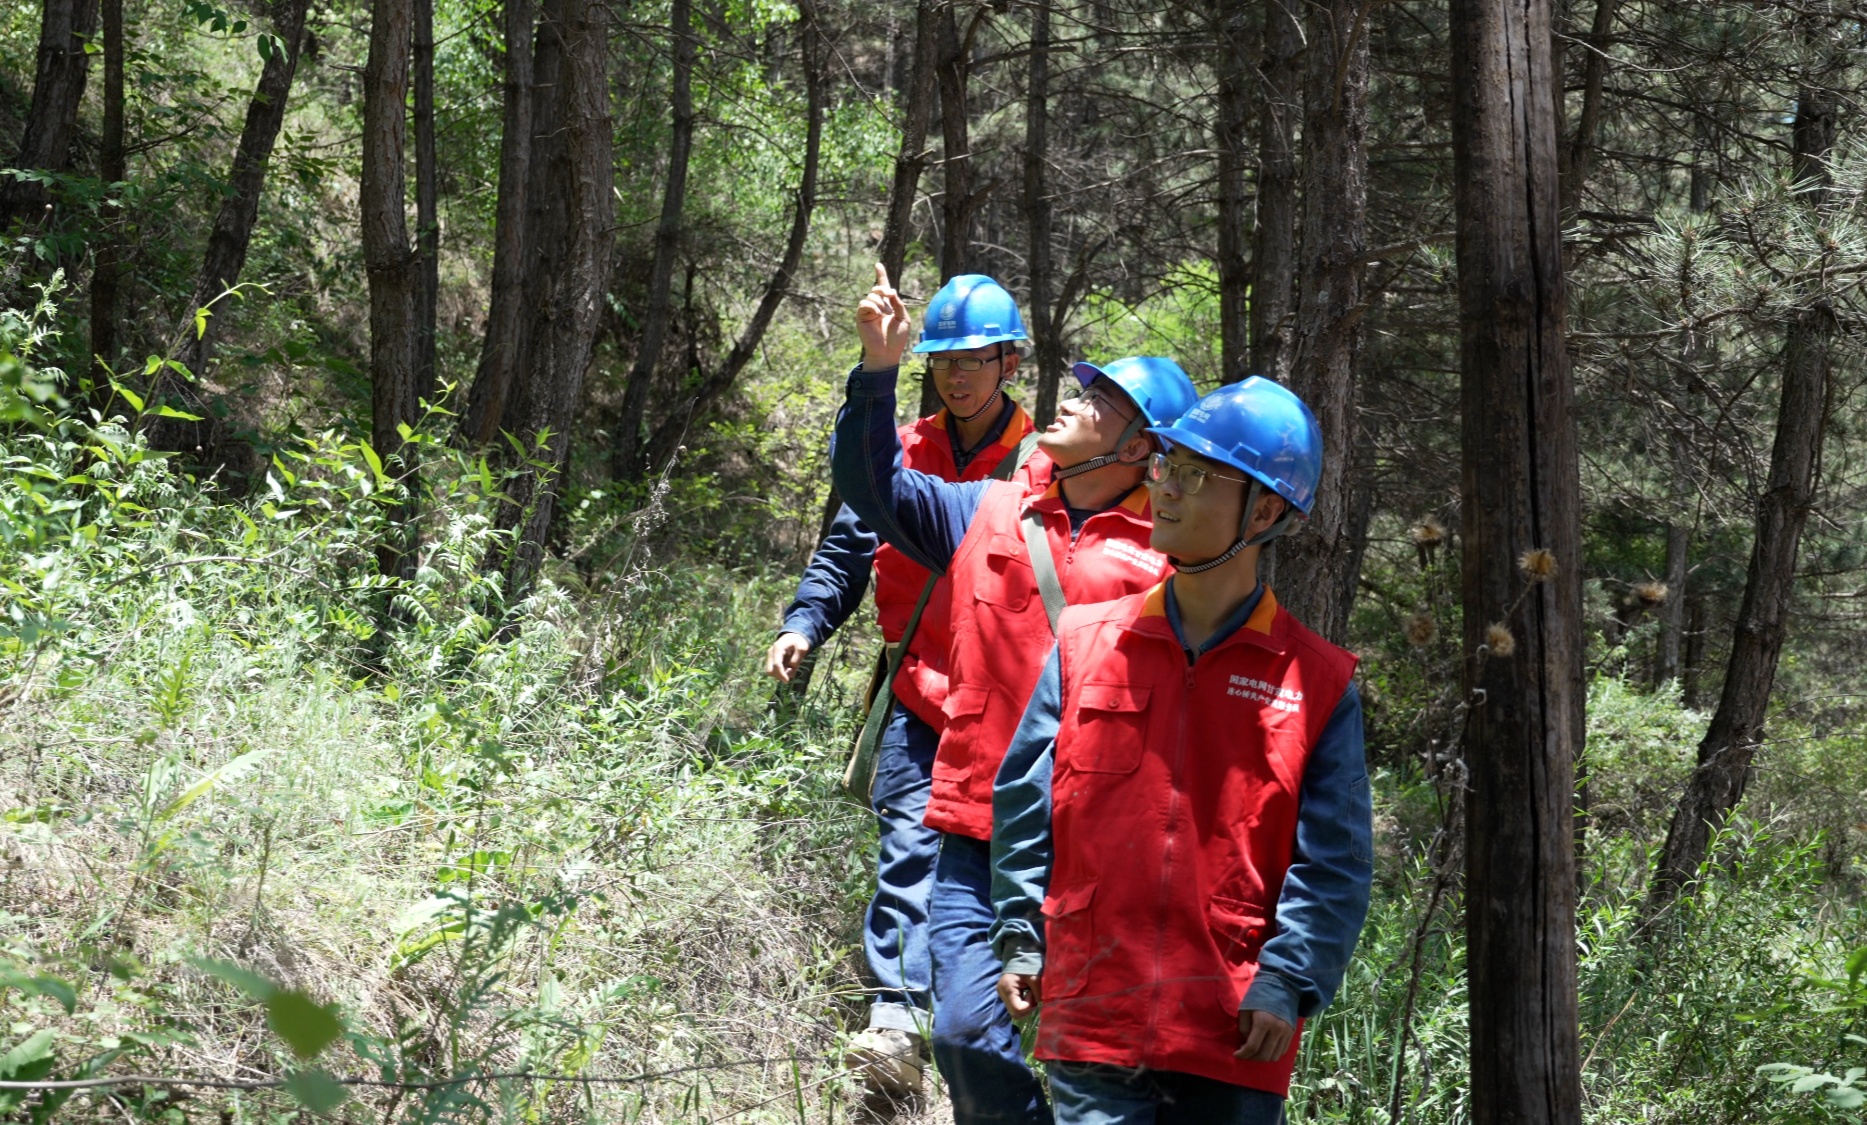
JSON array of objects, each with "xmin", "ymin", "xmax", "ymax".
[
  {"xmin": 1148, "ymin": 376, "xmax": 1323, "ymax": 513},
  {"xmin": 913, "ymin": 275, "xmax": 1028, "ymax": 353},
  {"xmin": 1070, "ymin": 356, "xmax": 1200, "ymax": 428}
]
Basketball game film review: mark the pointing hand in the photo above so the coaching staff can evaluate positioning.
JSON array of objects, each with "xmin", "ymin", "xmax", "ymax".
[{"xmin": 857, "ymin": 263, "xmax": 913, "ymax": 371}]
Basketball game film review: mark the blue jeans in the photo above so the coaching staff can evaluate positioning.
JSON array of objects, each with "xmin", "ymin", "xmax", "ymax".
[
  {"xmin": 931, "ymin": 832, "xmax": 1052, "ymax": 1124},
  {"xmin": 1048, "ymin": 1062, "xmax": 1285, "ymax": 1125},
  {"xmin": 864, "ymin": 702, "xmax": 940, "ymax": 1032}
]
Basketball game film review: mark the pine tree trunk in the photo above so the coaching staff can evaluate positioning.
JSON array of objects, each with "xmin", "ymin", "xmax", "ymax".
[
  {"xmin": 1558, "ymin": 0, "xmax": 1619, "ymax": 215},
  {"xmin": 1025, "ymin": 0, "xmax": 1061, "ymax": 424},
  {"xmin": 1449, "ymin": 0, "xmax": 1585, "ymax": 1110},
  {"xmin": 1212, "ymin": 0, "xmax": 1253, "ymax": 384},
  {"xmin": 87, "ymin": 0, "xmax": 125, "ymax": 389},
  {"xmin": 362, "ymin": 0, "xmax": 419, "ymax": 581},
  {"xmin": 935, "ymin": 5, "xmax": 974, "ymax": 283},
  {"xmin": 641, "ymin": 1, "xmax": 824, "ymax": 473},
  {"xmin": 412, "ymin": 0, "xmax": 440, "ymax": 406},
  {"xmin": 503, "ymin": 0, "xmax": 567, "ymax": 438},
  {"xmin": 1, "ymin": 0, "xmax": 100, "ymax": 231},
  {"xmin": 1647, "ymin": 87, "xmax": 1835, "ymax": 914},
  {"xmin": 155, "ymin": 0, "xmax": 310, "ymax": 455},
  {"xmin": 1653, "ymin": 518, "xmax": 1688, "ymax": 687},
  {"xmin": 490, "ymin": 0, "xmax": 612, "ymax": 597},
  {"xmin": 460, "ymin": 0, "xmax": 535, "ymax": 445},
  {"xmin": 613, "ymin": 0, "xmax": 694, "ymax": 479},
  {"xmin": 1248, "ymin": 0, "xmax": 1300, "ymax": 383},
  {"xmin": 877, "ymin": 0, "xmax": 936, "ymax": 284},
  {"xmin": 1277, "ymin": 0, "xmax": 1368, "ymax": 645}
]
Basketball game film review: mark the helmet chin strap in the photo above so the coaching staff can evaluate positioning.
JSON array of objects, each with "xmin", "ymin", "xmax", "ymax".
[
  {"xmin": 951, "ymin": 378, "xmax": 1003, "ymax": 424},
  {"xmin": 1171, "ymin": 481, "xmax": 1302, "ymax": 574},
  {"xmin": 1052, "ymin": 411, "xmax": 1148, "ymax": 480}
]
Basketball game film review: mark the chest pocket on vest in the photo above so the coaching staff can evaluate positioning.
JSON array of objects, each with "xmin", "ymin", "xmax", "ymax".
[
  {"xmin": 1070, "ymin": 682, "xmax": 1151, "ymax": 773},
  {"xmin": 1039, "ymin": 881, "xmax": 1097, "ymax": 998},
  {"xmin": 975, "ymin": 535, "xmax": 1032, "ymax": 611}
]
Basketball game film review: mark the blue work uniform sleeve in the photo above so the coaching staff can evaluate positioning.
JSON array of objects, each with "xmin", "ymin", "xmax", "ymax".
[
  {"xmin": 1242, "ymin": 681, "xmax": 1375, "ymax": 1025},
  {"xmin": 777, "ymin": 503, "xmax": 877, "ymax": 647},
  {"xmin": 830, "ymin": 364, "xmax": 990, "ymax": 574},
  {"xmin": 988, "ymin": 646, "xmax": 1062, "ymax": 977}
]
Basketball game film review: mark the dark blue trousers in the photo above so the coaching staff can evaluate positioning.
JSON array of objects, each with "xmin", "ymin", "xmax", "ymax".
[
  {"xmin": 930, "ymin": 832, "xmax": 1053, "ymax": 1124},
  {"xmin": 863, "ymin": 702, "xmax": 940, "ymax": 1032},
  {"xmin": 1047, "ymin": 1062, "xmax": 1285, "ymax": 1125}
]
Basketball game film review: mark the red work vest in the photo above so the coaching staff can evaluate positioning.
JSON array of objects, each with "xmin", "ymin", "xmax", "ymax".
[
  {"xmin": 924, "ymin": 476, "xmax": 1168, "ymax": 839},
  {"xmin": 878, "ymin": 403, "xmax": 1039, "ymax": 731},
  {"xmin": 1035, "ymin": 584, "xmax": 1357, "ymax": 1095}
]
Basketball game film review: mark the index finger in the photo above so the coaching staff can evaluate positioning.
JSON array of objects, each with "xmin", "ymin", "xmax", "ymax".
[{"xmin": 874, "ymin": 262, "xmax": 892, "ymax": 292}]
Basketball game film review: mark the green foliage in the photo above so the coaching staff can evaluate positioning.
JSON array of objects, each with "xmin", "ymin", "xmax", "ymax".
[{"xmin": 0, "ymin": 292, "xmax": 878, "ymax": 1120}]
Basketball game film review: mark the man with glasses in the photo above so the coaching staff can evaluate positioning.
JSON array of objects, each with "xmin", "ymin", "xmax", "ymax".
[
  {"xmin": 832, "ymin": 265, "xmax": 1199, "ymax": 1125},
  {"xmin": 990, "ymin": 378, "xmax": 1374, "ymax": 1125},
  {"xmin": 765, "ymin": 269, "xmax": 1037, "ymax": 1102}
]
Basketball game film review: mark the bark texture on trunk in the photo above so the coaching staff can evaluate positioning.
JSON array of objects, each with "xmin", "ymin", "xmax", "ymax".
[
  {"xmin": 362, "ymin": 0, "xmax": 419, "ymax": 580},
  {"xmin": 1277, "ymin": 0, "xmax": 1369, "ymax": 645},
  {"xmin": 1449, "ymin": 0, "xmax": 1585, "ymax": 1112},
  {"xmin": 1653, "ymin": 519, "xmax": 1689, "ymax": 687},
  {"xmin": 490, "ymin": 0, "xmax": 612, "ymax": 596},
  {"xmin": 613, "ymin": 0, "xmax": 694, "ymax": 479},
  {"xmin": 1248, "ymin": 0, "xmax": 1301, "ymax": 383},
  {"xmin": 1213, "ymin": 0, "xmax": 1253, "ymax": 384},
  {"xmin": 640, "ymin": 0, "xmax": 824, "ymax": 474},
  {"xmin": 1559, "ymin": 0, "xmax": 1620, "ymax": 215},
  {"xmin": 461, "ymin": 0, "xmax": 536, "ymax": 444},
  {"xmin": 1024, "ymin": 0, "xmax": 1061, "ymax": 426},
  {"xmin": 928, "ymin": 5, "xmax": 985, "ymax": 416},
  {"xmin": 154, "ymin": 0, "xmax": 310, "ymax": 454},
  {"xmin": 88, "ymin": 0, "xmax": 126, "ymax": 386},
  {"xmin": 413, "ymin": 0, "xmax": 440, "ymax": 406},
  {"xmin": 1647, "ymin": 87, "xmax": 1835, "ymax": 913},
  {"xmin": 935, "ymin": 6, "xmax": 976, "ymax": 283},
  {"xmin": 2, "ymin": 0, "xmax": 100, "ymax": 230},
  {"xmin": 877, "ymin": 0, "xmax": 937, "ymax": 284}
]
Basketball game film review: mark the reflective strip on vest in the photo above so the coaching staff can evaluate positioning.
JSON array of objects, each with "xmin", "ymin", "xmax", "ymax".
[
  {"xmin": 923, "ymin": 477, "xmax": 1167, "ymax": 839},
  {"xmin": 1034, "ymin": 585, "xmax": 1357, "ymax": 1096}
]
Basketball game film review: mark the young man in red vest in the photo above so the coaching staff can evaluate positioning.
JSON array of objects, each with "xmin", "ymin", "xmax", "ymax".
[
  {"xmin": 765, "ymin": 272, "xmax": 1037, "ymax": 1100},
  {"xmin": 990, "ymin": 378, "xmax": 1374, "ymax": 1124},
  {"xmin": 833, "ymin": 267, "xmax": 1199, "ymax": 1125}
]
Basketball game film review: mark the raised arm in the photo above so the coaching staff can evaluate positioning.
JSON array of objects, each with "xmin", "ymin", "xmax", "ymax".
[
  {"xmin": 832, "ymin": 365, "xmax": 987, "ymax": 574},
  {"xmin": 1242, "ymin": 681, "xmax": 1375, "ymax": 1025}
]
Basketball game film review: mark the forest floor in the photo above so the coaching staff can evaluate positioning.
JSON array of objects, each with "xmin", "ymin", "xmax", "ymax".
[{"xmin": 0, "ymin": 409, "xmax": 1862, "ymax": 1123}]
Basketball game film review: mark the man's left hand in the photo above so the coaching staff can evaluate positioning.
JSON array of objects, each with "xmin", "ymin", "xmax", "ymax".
[{"xmin": 1235, "ymin": 1008, "xmax": 1294, "ymax": 1061}]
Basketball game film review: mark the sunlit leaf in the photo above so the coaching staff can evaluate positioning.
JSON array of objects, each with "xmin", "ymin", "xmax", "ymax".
[
  {"xmin": 285, "ymin": 1068, "xmax": 349, "ymax": 1113},
  {"xmin": 266, "ymin": 991, "xmax": 343, "ymax": 1059}
]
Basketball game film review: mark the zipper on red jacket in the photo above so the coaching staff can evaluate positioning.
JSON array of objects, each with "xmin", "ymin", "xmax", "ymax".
[{"xmin": 1145, "ymin": 641, "xmax": 1198, "ymax": 1049}]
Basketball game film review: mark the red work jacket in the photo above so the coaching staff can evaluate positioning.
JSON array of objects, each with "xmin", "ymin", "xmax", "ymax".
[
  {"xmin": 925, "ymin": 476, "xmax": 1168, "ymax": 839},
  {"xmin": 1036, "ymin": 585, "xmax": 1357, "ymax": 1094},
  {"xmin": 879, "ymin": 404, "xmax": 1038, "ymax": 731}
]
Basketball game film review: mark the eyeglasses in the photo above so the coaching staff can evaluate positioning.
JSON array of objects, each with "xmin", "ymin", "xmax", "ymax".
[
  {"xmin": 927, "ymin": 353, "xmax": 1004, "ymax": 373},
  {"xmin": 1068, "ymin": 385, "xmax": 1135, "ymax": 422},
  {"xmin": 1145, "ymin": 452, "xmax": 1254, "ymax": 495}
]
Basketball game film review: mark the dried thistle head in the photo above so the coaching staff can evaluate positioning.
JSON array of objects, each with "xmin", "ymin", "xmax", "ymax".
[
  {"xmin": 1633, "ymin": 580, "xmax": 1669, "ymax": 607},
  {"xmin": 1404, "ymin": 613, "xmax": 1436, "ymax": 647},
  {"xmin": 1411, "ymin": 519, "xmax": 1447, "ymax": 547},
  {"xmin": 1485, "ymin": 622, "xmax": 1516, "ymax": 658},
  {"xmin": 1519, "ymin": 548, "xmax": 1557, "ymax": 583}
]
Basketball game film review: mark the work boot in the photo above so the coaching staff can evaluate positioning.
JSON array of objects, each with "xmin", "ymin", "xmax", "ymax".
[{"xmin": 844, "ymin": 1027, "xmax": 925, "ymax": 1099}]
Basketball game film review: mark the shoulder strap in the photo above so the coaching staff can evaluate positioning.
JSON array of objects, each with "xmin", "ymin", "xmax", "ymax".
[
  {"xmin": 842, "ymin": 566, "xmax": 940, "ymax": 799},
  {"xmin": 992, "ymin": 431, "xmax": 1041, "ymax": 481},
  {"xmin": 1020, "ymin": 507, "xmax": 1068, "ymax": 633}
]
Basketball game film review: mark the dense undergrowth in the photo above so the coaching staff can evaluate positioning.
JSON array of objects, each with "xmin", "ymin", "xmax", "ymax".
[{"xmin": 1, "ymin": 288, "xmax": 1864, "ymax": 1123}]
